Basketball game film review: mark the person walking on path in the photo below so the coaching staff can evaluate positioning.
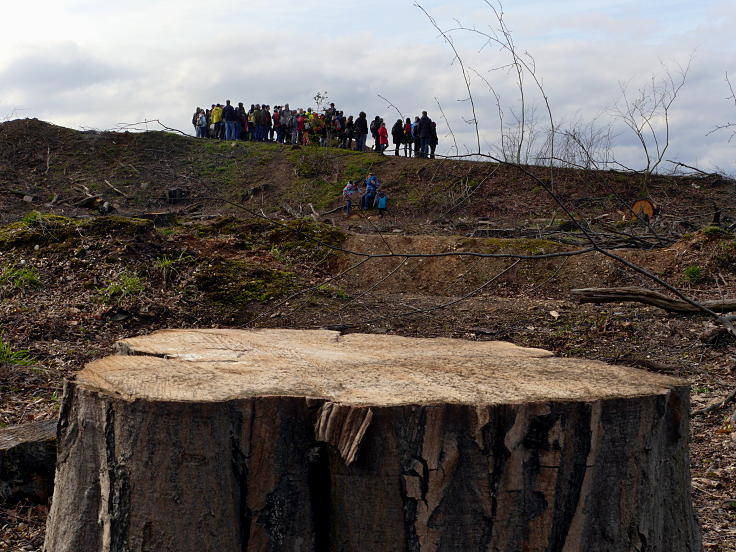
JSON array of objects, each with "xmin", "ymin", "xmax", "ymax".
[{"xmin": 391, "ymin": 119, "xmax": 404, "ymax": 156}]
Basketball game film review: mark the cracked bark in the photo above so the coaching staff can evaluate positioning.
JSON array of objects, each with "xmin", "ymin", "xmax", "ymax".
[{"xmin": 44, "ymin": 329, "xmax": 701, "ymax": 551}]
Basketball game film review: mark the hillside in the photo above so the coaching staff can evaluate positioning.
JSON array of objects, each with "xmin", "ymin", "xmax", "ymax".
[
  {"xmin": 1, "ymin": 119, "xmax": 735, "ymax": 550},
  {"xmin": 1, "ymin": 119, "xmax": 734, "ymax": 232}
]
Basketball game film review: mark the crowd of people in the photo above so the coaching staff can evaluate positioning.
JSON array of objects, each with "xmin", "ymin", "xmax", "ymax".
[{"xmin": 191, "ymin": 101, "xmax": 439, "ymax": 158}]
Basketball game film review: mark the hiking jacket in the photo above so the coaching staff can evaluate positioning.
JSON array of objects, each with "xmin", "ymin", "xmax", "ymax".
[
  {"xmin": 418, "ymin": 115, "xmax": 432, "ymax": 138},
  {"xmin": 211, "ymin": 106, "xmax": 223, "ymax": 123},
  {"xmin": 222, "ymin": 104, "xmax": 236, "ymax": 122},
  {"xmin": 355, "ymin": 116, "xmax": 368, "ymax": 135},
  {"xmin": 364, "ymin": 176, "xmax": 379, "ymax": 191},
  {"xmin": 343, "ymin": 182, "xmax": 360, "ymax": 198},
  {"xmin": 378, "ymin": 126, "xmax": 389, "ymax": 145},
  {"xmin": 392, "ymin": 122, "xmax": 404, "ymax": 144}
]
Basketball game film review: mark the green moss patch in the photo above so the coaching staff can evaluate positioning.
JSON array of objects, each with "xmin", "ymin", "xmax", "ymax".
[
  {"xmin": 194, "ymin": 258, "xmax": 296, "ymax": 306},
  {"xmin": 194, "ymin": 216, "xmax": 345, "ymax": 263},
  {"xmin": 480, "ymin": 237, "xmax": 567, "ymax": 255},
  {"xmin": 0, "ymin": 214, "xmax": 153, "ymax": 251}
]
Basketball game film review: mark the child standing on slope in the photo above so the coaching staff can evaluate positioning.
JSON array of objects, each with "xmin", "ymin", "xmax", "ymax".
[{"xmin": 342, "ymin": 180, "xmax": 360, "ymax": 216}]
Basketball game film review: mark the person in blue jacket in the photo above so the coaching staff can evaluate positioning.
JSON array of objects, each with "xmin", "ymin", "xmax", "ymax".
[{"xmin": 361, "ymin": 173, "xmax": 380, "ymax": 209}]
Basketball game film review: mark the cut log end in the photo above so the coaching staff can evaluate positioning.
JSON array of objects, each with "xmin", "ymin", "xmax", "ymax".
[
  {"xmin": 45, "ymin": 329, "xmax": 701, "ymax": 552},
  {"xmin": 91, "ymin": 328, "xmax": 680, "ymax": 405}
]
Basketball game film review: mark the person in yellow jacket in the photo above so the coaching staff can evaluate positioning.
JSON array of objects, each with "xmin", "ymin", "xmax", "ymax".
[{"xmin": 211, "ymin": 104, "xmax": 224, "ymax": 139}]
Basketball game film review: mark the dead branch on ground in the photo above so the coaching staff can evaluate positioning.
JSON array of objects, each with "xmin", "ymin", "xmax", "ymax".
[{"xmin": 572, "ymin": 287, "xmax": 736, "ymax": 314}]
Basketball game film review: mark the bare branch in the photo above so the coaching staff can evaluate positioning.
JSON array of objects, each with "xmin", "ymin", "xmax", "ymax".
[{"xmin": 377, "ymin": 94, "xmax": 404, "ymax": 121}]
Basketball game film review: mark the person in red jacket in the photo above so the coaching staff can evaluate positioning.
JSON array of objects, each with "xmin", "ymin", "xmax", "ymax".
[{"xmin": 378, "ymin": 122, "xmax": 389, "ymax": 155}]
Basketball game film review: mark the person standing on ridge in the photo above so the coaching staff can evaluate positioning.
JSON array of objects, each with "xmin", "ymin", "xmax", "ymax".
[
  {"xmin": 211, "ymin": 104, "xmax": 224, "ymax": 139},
  {"xmin": 403, "ymin": 118, "xmax": 413, "ymax": 157},
  {"xmin": 263, "ymin": 106, "xmax": 273, "ymax": 141},
  {"xmin": 391, "ymin": 119, "xmax": 404, "ymax": 156},
  {"xmin": 429, "ymin": 121, "xmax": 438, "ymax": 159},
  {"xmin": 354, "ymin": 112, "xmax": 368, "ymax": 152},
  {"xmin": 418, "ymin": 111, "xmax": 432, "ymax": 158},
  {"xmin": 378, "ymin": 122, "xmax": 389, "ymax": 155},
  {"xmin": 222, "ymin": 100, "xmax": 237, "ymax": 140},
  {"xmin": 370, "ymin": 116, "xmax": 381, "ymax": 152},
  {"xmin": 197, "ymin": 109, "xmax": 208, "ymax": 138},
  {"xmin": 412, "ymin": 116, "xmax": 421, "ymax": 157},
  {"xmin": 192, "ymin": 108, "xmax": 200, "ymax": 137}
]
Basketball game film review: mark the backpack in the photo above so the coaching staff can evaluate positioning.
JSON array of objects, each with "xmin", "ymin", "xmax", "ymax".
[
  {"xmin": 370, "ymin": 120, "xmax": 377, "ymax": 134},
  {"xmin": 334, "ymin": 117, "xmax": 342, "ymax": 131}
]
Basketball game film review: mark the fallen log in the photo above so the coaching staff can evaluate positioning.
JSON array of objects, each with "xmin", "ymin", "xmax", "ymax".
[
  {"xmin": 45, "ymin": 329, "xmax": 701, "ymax": 551},
  {"xmin": 0, "ymin": 419, "xmax": 57, "ymax": 504},
  {"xmin": 572, "ymin": 286, "xmax": 736, "ymax": 314}
]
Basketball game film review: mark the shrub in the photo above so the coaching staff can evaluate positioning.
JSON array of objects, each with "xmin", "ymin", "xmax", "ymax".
[{"xmin": 683, "ymin": 265, "xmax": 704, "ymax": 284}]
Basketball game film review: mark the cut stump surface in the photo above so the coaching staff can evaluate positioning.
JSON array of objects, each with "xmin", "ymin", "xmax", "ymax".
[{"xmin": 45, "ymin": 329, "xmax": 701, "ymax": 552}]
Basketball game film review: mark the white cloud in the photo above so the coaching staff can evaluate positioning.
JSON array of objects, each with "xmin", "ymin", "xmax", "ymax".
[{"xmin": 0, "ymin": 0, "xmax": 734, "ymax": 172}]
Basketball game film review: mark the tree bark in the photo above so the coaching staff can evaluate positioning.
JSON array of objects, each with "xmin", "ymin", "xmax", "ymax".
[
  {"xmin": 44, "ymin": 329, "xmax": 701, "ymax": 552},
  {"xmin": 0, "ymin": 419, "xmax": 57, "ymax": 504},
  {"xmin": 572, "ymin": 286, "xmax": 736, "ymax": 314}
]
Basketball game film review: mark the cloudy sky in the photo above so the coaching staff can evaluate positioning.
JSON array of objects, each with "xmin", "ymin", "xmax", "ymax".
[{"xmin": 2, "ymin": 0, "xmax": 735, "ymax": 172}]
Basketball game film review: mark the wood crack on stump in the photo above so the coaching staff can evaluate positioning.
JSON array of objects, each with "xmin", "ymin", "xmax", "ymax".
[{"xmin": 314, "ymin": 402, "xmax": 373, "ymax": 465}]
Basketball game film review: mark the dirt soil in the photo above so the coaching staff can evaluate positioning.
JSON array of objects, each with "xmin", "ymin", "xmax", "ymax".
[{"xmin": 1, "ymin": 120, "xmax": 736, "ymax": 550}]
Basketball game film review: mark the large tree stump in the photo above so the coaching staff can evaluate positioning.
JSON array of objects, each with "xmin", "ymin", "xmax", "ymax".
[{"xmin": 44, "ymin": 329, "xmax": 701, "ymax": 551}]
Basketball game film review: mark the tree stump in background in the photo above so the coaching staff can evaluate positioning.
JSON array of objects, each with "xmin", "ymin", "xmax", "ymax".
[
  {"xmin": 44, "ymin": 329, "xmax": 701, "ymax": 551},
  {"xmin": 0, "ymin": 419, "xmax": 56, "ymax": 504}
]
